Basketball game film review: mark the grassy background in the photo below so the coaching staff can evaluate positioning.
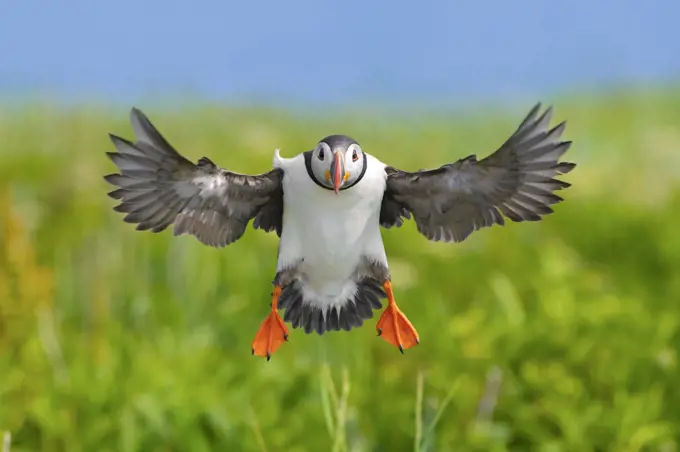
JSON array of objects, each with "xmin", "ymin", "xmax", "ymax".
[{"xmin": 1, "ymin": 90, "xmax": 680, "ymax": 451}]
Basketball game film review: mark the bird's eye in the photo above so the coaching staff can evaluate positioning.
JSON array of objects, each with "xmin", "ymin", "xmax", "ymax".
[
  {"xmin": 352, "ymin": 150, "xmax": 359, "ymax": 162},
  {"xmin": 318, "ymin": 148, "xmax": 325, "ymax": 161}
]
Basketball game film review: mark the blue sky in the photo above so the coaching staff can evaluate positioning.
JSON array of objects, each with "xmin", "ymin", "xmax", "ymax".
[{"xmin": 1, "ymin": 0, "xmax": 677, "ymax": 106}]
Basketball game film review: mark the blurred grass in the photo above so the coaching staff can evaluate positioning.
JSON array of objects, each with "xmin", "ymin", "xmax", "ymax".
[{"xmin": 2, "ymin": 90, "xmax": 680, "ymax": 451}]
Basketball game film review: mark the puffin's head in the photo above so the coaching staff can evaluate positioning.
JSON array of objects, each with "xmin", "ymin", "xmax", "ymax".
[{"xmin": 308, "ymin": 135, "xmax": 366, "ymax": 194}]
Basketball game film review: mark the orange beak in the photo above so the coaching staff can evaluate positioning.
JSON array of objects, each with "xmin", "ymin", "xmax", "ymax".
[{"xmin": 330, "ymin": 151, "xmax": 345, "ymax": 194}]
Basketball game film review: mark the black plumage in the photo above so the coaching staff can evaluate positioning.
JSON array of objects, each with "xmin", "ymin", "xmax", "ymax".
[{"xmin": 278, "ymin": 278, "xmax": 386, "ymax": 335}]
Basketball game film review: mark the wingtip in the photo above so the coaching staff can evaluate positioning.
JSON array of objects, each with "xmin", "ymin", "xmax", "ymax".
[
  {"xmin": 529, "ymin": 102, "xmax": 543, "ymax": 116},
  {"xmin": 113, "ymin": 203, "xmax": 129, "ymax": 213},
  {"xmin": 557, "ymin": 161, "xmax": 577, "ymax": 174},
  {"xmin": 129, "ymin": 107, "xmax": 149, "ymax": 128},
  {"xmin": 103, "ymin": 173, "xmax": 121, "ymax": 185},
  {"xmin": 108, "ymin": 133, "xmax": 136, "ymax": 148},
  {"xmin": 518, "ymin": 102, "xmax": 547, "ymax": 130},
  {"xmin": 107, "ymin": 188, "xmax": 125, "ymax": 199},
  {"xmin": 108, "ymin": 132, "xmax": 121, "ymax": 145},
  {"xmin": 536, "ymin": 104, "xmax": 554, "ymax": 124}
]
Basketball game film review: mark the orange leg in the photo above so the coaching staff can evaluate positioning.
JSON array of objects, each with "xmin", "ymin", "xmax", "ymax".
[
  {"xmin": 251, "ymin": 286, "xmax": 289, "ymax": 361},
  {"xmin": 376, "ymin": 281, "xmax": 420, "ymax": 353}
]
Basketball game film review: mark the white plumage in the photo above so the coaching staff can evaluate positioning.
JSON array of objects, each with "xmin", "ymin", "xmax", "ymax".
[{"xmin": 274, "ymin": 150, "xmax": 388, "ymax": 315}]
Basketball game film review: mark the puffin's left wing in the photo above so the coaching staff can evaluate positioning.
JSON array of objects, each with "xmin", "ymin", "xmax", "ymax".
[
  {"xmin": 380, "ymin": 103, "xmax": 575, "ymax": 243},
  {"xmin": 105, "ymin": 108, "xmax": 283, "ymax": 248}
]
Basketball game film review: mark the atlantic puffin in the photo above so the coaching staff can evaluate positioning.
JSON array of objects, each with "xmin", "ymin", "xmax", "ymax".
[{"xmin": 104, "ymin": 103, "xmax": 575, "ymax": 360}]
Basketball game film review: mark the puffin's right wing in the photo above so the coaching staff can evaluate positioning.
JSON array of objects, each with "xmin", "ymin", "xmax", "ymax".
[
  {"xmin": 105, "ymin": 108, "xmax": 283, "ymax": 248},
  {"xmin": 380, "ymin": 103, "xmax": 575, "ymax": 243}
]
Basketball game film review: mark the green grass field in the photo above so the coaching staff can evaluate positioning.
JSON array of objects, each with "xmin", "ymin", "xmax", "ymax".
[{"xmin": 2, "ymin": 90, "xmax": 680, "ymax": 451}]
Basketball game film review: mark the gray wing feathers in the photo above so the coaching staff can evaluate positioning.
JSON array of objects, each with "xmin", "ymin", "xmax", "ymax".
[
  {"xmin": 105, "ymin": 108, "xmax": 283, "ymax": 248},
  {"xmin": 382, "ymin": 103, "xmax": 575, "ymax": 243}
]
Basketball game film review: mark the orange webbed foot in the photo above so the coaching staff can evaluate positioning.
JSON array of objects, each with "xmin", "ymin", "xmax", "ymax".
[
  {"xmin": 376, "ymin": 281, "xmax": 420, "ymax": 353},
  {"xmin": 252, "ymin": 312, "xmax": 288, "ymax": 360},
  {"xmin": 251, "ymin": 287, "xmax": 288, "ymax": 361}
]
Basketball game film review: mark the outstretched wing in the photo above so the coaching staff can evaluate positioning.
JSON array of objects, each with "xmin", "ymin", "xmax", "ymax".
[
  {"xmin": 104, "ymin": 108, "xmax": 284, "ymax": 248},
  {"xmin": 380, "ymin": 103, "xmax": 575, "ymax": 243}
]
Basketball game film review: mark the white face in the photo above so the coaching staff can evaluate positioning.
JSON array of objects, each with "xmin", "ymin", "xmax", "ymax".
[{"xmin": 310, "ymin": 140, "xmax": 365, "ymax": 193}]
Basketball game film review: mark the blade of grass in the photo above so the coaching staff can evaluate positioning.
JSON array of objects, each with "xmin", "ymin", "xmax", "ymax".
[
  {"xmin": 422, "ymin": 379, "xmax": 463, "ymax": 446},
  {"xmin": 320, "ymin": 364, "xmax": 336, "ymax": 439},
  {"xmin": 331, "ymin": 367, "xmax": 350, "ymax": 452},
  {"xmin": 414, "ymin": 370, "xmax": 424, "ymax": 452},
  {"xmin": 247, "ymin": 405, "xmax": 269, "ymax": 452},
  {"xmin": 326, "ymin": 365, "xmax": 340, "ymax": 410}
]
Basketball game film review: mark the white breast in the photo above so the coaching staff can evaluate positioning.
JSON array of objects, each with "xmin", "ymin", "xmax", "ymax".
[{"xmin": 273, "ymin": 152, "xmax": 389, "ymax": 310}]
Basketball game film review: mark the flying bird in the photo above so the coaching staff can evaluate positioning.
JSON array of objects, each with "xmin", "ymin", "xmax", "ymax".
[{"xmin": 104, "ymin": 104, "xmax": 575, "ymax": 360}]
